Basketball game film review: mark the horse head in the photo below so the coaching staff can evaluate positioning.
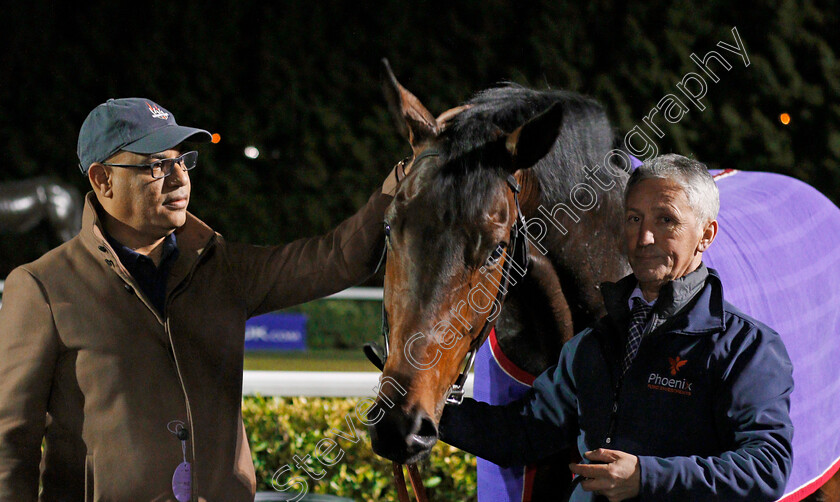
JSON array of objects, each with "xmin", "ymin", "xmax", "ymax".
[{"xmin": 368, "ymin": 60, "xmax": 566, "ymax": 464}]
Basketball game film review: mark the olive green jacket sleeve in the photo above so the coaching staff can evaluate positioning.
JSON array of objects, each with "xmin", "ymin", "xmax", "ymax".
[{"xmin": 0, "ymin": 268, "xmax": 61, "ymax": 501}]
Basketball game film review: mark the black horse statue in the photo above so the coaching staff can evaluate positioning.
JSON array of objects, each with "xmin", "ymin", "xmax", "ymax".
[{"xmin": 0, "ymin": 177, "xmax": 82, "ymax": 243}]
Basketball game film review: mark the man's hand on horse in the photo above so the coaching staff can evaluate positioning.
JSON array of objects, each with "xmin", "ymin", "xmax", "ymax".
[{"xmin": 569, "ymin": 448, "xmax": 641, "ymax": 502}]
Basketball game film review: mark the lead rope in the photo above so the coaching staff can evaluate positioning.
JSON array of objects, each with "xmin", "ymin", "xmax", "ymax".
[
  {"xmin": 407, "ymin": 464, "xmax": 428, "ymax": 502},
  {"xmin": 393, "ymin": 463, "xmax": 429, "ymax": 502}
]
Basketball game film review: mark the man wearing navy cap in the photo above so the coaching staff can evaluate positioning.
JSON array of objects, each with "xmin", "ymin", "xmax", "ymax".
[{"xmin": 0, "ymin": 98, "xmax": 405, "ymax": 501}]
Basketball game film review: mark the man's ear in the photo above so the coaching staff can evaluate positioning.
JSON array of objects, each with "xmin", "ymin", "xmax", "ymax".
[
  {"xmin": 502, "ymin": 101, "xmax": 565, "ymax": 172},
  {"xmin": 88, "ymin": 163, "xmax": 113, "ymax": 198},
  {"xmin": 697, "ymin": 220, "xmax": 718, "ymax": 252}
]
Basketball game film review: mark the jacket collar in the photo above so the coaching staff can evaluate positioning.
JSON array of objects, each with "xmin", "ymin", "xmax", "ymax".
[
  {"xmin": 79, "ymin": 191, "xmax": 217, "ymax": 296},
  {"xmin": 599, "ymin": 263, "xmax": 725, "ymax": 336}
]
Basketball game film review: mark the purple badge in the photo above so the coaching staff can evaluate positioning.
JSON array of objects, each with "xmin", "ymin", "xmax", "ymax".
[
  {"xmin": 167, "ymin": 420, "xmax": 192, "ymax": 502},
  {"xmin": 172, "ymin": 461, "xmax": 191, "ymax": 502}
]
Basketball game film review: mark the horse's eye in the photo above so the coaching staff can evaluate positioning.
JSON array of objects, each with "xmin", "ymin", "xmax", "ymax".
[
  {"xmin": 487, "ymin": 243, "xmax": 505, "ymax": 265},
  {"xmin": 384, "ymin": 222, "xmax": 391, "ymax": 237}
]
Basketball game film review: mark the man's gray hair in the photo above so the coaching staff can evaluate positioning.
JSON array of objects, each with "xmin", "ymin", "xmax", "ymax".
[{"xmin": 625, "ymin": 154, "xmax": 720, "ymax": 225}]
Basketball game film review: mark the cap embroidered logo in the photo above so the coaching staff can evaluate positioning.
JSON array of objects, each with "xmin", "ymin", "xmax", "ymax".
[{"xmin": 146, "ymin": 102, "xmax": 170, "ymax": 120}]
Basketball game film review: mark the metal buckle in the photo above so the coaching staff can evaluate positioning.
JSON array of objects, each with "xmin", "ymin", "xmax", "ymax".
[
  {"xmin": 446, "ymin": 349, "xmax": 477, "ymax": 405},
  {"xmin": 445, "ymin": 385, "xmax": 467, "ymax": 405}
]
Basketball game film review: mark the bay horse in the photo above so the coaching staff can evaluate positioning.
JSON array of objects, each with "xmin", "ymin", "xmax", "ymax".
[
  {"xmin": 0, "ymin": 177, "xmax": 82, "ymax": 243},
  {"xmin": 367, "ymin": 61, "xmax": 840, "ymax": 501}
]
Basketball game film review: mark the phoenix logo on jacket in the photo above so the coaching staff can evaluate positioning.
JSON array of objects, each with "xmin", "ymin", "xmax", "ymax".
[
  {"xmin": 648, "ymin": 356, "xmax": 692, "ymax": 396},
  {"xmin": 669, "ymin": 356, "xmax": 687, "ymax": 375}
]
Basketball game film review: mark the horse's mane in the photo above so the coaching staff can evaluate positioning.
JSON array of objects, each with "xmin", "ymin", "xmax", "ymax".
[{"xmin": 423, "ymin": 84, "xmax": 624, "ymax": 222}]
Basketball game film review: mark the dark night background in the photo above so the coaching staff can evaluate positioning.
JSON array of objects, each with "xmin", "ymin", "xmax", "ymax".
[{"xmin": 1, "ymin": 0, "xmax": 837, "ymax": 278}]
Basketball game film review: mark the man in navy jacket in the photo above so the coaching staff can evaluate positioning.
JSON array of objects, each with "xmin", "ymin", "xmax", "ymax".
[{"xmin": 439, "ymin": 154, "xmax": 793, "ymax": 501}]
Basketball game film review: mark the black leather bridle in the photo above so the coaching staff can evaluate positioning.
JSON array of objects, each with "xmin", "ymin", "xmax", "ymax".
[{"xmin": 365, "ymin": 152, "xmax": 531, "ymax": 405}]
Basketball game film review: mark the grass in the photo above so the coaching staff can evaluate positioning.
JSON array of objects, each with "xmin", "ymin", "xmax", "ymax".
[{"xmin": 243, "ymin": 348, "xmax": 377, "ymax": 372}]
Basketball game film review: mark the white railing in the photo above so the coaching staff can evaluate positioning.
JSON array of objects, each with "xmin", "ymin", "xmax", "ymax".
[
  {"xmin": 0, "ymin": 284, "xmax": 379, "ymax": 309},
  {"xmin": 242, "ymin": 370, "xmax": 474, "ymax": 398},
  {"xmin": 325, "ymin": 287, "xmax": 383, "ymax": 300}
]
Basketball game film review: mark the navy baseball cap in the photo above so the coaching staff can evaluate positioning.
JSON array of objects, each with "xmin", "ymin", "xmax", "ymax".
[{"xmin": 77, "ymin": 98, "xmax": 212, "ymax": 174}]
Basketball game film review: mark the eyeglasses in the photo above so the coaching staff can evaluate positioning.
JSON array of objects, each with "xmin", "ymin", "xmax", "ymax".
[{"xmin": 102, "ymin": 151, "xmax": 199, "ymax": 180}]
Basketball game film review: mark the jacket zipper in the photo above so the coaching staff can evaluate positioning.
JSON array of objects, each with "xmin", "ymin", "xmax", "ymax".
[
  {"xmin": 164, "ymin": 235, "xmax": 216, "ymax": 502},
  {"xmin": 605, "ymin": 386, "xmax": 621, "ymax": 446},
  {"xmin": 165, "ymin": 315, "xmax": 197, "ymax": 501},
  {"xmin": 603, "ymin": 312, "xmax": 666, "ymax": 447}
]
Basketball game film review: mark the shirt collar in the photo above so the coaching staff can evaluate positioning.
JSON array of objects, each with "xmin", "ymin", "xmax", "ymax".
[
  {"xmin": 79, "ymin": 192, "xmax": 219, "ymax": 305},
  {"xmin": 105, "ymin": 231, "xmax": 179, "ymax": 270},
  {"xmin": 628, "ymin": 286, "xmax": 655, "ymax": 310}
]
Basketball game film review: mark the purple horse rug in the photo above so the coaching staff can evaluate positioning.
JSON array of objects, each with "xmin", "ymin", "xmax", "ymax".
[{"xmin": 474, "ymin": 170, "xmax": 840, "ymax": 501}]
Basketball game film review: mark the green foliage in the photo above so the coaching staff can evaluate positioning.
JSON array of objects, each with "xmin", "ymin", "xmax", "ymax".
[
  {"xmin": 244, "ymin": 349, "xmax": 375, "ymax": 372},
  {"xmin": 242, "ymin": 396, "xmax": 477, "ymax": 501},
  {"xmin": 278, "ymin": 300, "xmax": 381, "ymax": 350}
]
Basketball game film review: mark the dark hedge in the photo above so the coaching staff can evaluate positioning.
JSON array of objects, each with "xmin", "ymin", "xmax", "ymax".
[{"xmin": 1, "ymin": 1, "xmax": 837, "ymax": 275}]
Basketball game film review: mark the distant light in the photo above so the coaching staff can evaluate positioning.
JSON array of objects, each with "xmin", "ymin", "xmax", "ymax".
[
  {"xmin": 244, "ymin": 146, "xmax": 260, "ymax": 159},
  {"xmin": 779, "ymin": 113, "xmax": 791, "ymax": 125},
  {"xmin": 211, "ymin": 133, "xmax": 221, "ymax": 144}
]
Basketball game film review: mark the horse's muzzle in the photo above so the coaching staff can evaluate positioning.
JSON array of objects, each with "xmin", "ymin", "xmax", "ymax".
[{"xmin": 369, "ymin": 407, "xmax": 439, "ymax": 464}]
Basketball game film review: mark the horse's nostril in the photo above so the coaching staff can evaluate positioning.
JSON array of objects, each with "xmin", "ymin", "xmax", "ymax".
[
  {"xmin": 415, "ymin": 415, "xmax": 438, "ymax": 439},
  {"xmin": 409, "ymin": 415, "xmax": 438, "ymax": 451}
]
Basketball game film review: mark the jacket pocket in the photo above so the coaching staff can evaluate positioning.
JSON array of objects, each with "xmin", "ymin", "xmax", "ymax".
[{"xmin": 85, "ymin": 454, "xmax": 94, "ymax": 502}]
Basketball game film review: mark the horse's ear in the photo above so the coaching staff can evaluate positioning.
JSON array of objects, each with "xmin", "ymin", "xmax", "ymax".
[
  {"xmin": 436, "ymin": 105, "xmax": 472, "ymax": 131},
  {"xmin": 503, "ymin": 102, "xmax": 565, "ymax": 171},
  {"xmin": 381, "ymin": 58, "xmax": 438, "ymax": 148}
]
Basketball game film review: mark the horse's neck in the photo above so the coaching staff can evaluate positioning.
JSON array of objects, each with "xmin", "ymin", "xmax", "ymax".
[
  {"xmin": 552, "ymin": 204, "xmax": 630, "ymax": 318},
  {"xmin": 495, "ymin": 251, "xmax": 575, "ymax": 375},
  {"xmin": 496, "ymin": 169, "xmax": 629, "ymax": 375},
  {"xmin": 525, "ymin": 168, "xmax": 628, "ymax": 315}
]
